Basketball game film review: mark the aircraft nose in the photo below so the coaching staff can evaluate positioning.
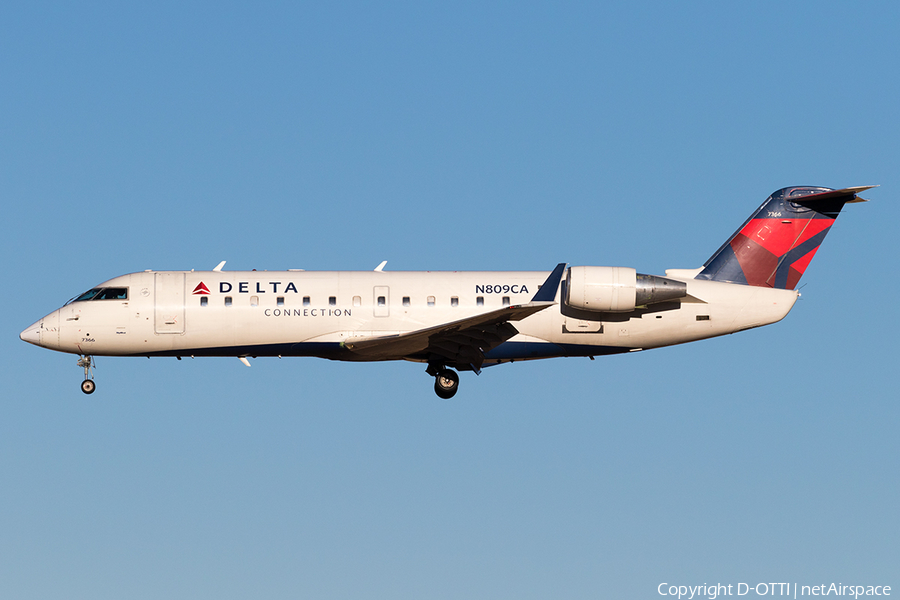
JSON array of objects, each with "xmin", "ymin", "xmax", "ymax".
[{"xmin": 20, "ymin": 320, "xmax": 42, "ymax": 346}]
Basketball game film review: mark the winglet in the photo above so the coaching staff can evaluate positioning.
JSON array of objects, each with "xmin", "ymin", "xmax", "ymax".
[{"xmin": 531, "ymin": 263, "xmax": 567, "ymax": 302}]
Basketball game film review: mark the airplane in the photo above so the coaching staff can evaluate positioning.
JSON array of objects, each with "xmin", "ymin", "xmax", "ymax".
[{"xmin": 20, "ymin": 185, "xmax": 873, "ymax": 399}]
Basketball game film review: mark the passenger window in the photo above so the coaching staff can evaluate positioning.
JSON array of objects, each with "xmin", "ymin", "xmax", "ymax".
[
  {"xmin": 303, "ymin": 296, "xmax": 310, "ymax": 306},
  {"xmin": 277, "ymin": 297, "xmax": 284, "ymax": 307},
  {"xmin": 329, "ymin": 296, "xmax": 336, "ymax": 306},
  {"xmin": 225, "ymin": 297, "xmax": 232, "ymax": 307},
  {"xmin": 477, "ymin": 296, "xmax": 484, "ymax": 306},
  {"xmin": 250, "ymin": 296, "xmax": 259, "ymax": 307},
  {"xmin": 427, "ymin": 296, "xmax": 435, "ymax": 307},
  {"xmin": 451, "ymin": 296, "xmax": 459, "ymax": 307},
  {"xmin": 502, "ymin": 296, "xmax": 510, "ymax": 306},
  {"xmin": 402, "ymin": 297, "xmax": 410, "ymax": 307},
  {"xmin": 200, "ymin": 297, "xmax": 208, "ymax": 307},
  {"xmin": 353, "ymin": 296, "xmax": 361, "ymax": 307}
]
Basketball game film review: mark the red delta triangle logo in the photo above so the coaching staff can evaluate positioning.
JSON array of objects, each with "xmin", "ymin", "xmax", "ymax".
[{"xmin": 192, "ymin": 282, "xmax": 211, "ymax": 295}]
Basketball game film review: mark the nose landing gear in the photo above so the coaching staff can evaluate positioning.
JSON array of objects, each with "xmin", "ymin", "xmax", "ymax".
[
  {"xmin": 77, "ymin": 355, "xmax": 95, "ymax": 394},
  {"xmin": 427, "ymin": 363, "xmax": 459, "ymax": 399}
]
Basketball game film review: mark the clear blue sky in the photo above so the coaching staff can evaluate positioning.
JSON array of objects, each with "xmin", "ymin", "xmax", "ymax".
[{"xmin": 2, "ymin": 2, "xmax": 898, "ymax": 598}]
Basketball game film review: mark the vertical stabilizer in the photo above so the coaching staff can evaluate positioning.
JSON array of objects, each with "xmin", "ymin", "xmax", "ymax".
[{"xmin": 696, "ymin": 186, "xmax": 872, "ymax": 289}]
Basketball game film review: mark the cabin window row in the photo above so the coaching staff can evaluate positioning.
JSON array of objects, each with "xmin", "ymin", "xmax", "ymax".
[
  {"xmin": 201, "ymin": 295, "xmax": 511, "ymax": 307},
  {"xmin": 209, "ymin": 295, "xmax": 318, "ymax": 307}
]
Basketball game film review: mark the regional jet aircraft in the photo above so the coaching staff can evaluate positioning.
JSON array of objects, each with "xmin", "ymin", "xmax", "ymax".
[{"xmin": 20, "ymin": 186, "xmax": 872, "ymax": 398}]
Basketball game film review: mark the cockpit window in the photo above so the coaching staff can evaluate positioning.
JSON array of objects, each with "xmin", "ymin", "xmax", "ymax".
[
  {"xmin": 71, "ymin": 288, "xmax": 103, "ymax": 303},
  {"xmin": 68, "ymin": 287, "xmax": 128, "ymax": 303},
  {"xmin": 95, "ymin": 288, "xmax": 128, "ymax": 300}
]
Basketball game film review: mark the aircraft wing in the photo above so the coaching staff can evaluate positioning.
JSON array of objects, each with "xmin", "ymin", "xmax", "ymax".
[
  {"xmin": 341, "ymin": 300, "xmax": 555, "ymax": 369},
  {"xmin": 341, "ymin": 263, "xmax": 566, "ymax": 371}
]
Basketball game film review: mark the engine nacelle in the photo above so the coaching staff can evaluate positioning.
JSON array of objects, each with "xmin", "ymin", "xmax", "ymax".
[
  {"xmin": 565, "ymin": 266, "xmax": 687, "ymax": 313},
  {"xmin": 566, "ymin": 266, "xmax": 637, "ymax": 312}
]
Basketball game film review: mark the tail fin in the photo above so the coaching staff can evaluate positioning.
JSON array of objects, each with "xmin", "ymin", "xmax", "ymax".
[{"xmin": 696, "ymin": 186, "xmax": 873, "ymax": 289}]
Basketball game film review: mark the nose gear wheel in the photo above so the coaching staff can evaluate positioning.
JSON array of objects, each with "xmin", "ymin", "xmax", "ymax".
[{"xmin": 77, "ymin": 355, "xmax": 95, "ymax": 394}]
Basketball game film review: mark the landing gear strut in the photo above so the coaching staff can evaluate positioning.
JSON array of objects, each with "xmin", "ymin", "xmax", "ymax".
[
  {"xmin": 427, "ymin": 364, "xmax": 459, "ymax": 399},
  {"xmin": 77, "ymin": 355, "xmax": 95, "ymax": 394}
]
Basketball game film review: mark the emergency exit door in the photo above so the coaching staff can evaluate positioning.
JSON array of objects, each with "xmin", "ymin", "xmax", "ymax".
[{"xmin": 374, "ymin": 286, "xmax": 389, "ymax": 317}]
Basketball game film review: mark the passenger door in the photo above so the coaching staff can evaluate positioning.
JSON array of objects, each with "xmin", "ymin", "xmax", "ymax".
[{"xmin": 155, "ymin": 273, "xmax": 185, "ymax": 334}]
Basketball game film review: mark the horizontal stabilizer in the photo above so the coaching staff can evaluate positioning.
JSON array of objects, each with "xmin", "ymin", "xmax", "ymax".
[{"xmin": 790, "ymin": 185, "xmax": 877, "ymax": 205}]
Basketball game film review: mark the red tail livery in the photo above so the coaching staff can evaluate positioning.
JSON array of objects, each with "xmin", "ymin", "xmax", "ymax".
[{"xmin": 697, "ymin": 186, "xmax": 873, "ymax": 289}]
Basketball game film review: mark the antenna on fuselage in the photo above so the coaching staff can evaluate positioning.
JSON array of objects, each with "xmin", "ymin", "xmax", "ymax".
[
  {"xmin": 213, "ymin": 261, "xmax": 226, "ymax": 272},
  {"xmin": 374, "ymin": 261, "xmax": 387, "ymax": 272}
]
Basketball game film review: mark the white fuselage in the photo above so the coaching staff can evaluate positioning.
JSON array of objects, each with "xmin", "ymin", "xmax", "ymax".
[{"xmin": 22, "ymin": 268, "xmax": 799, "ymax": 364}]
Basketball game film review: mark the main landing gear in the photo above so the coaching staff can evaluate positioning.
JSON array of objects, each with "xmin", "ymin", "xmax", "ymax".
[
  {"xmin": 77, "ymin": 355, "xmax": 95, "ymax": 394},
  {"xmin": 427, "ymin": 363, "xmax": 459, "ymax": 399}
]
